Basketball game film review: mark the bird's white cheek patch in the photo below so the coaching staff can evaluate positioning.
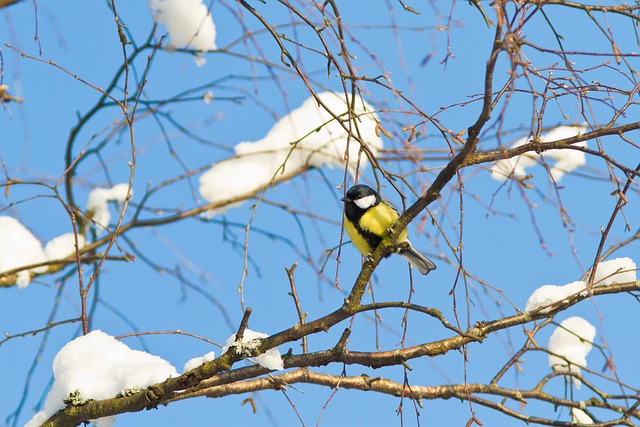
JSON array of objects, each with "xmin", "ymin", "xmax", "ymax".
[{"xmin": 354, "ymin": 194, "xmax": 376, "ymax": 210}]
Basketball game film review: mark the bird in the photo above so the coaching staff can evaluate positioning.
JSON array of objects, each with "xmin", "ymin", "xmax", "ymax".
[{"xmin": 341, "ymin": 184, "xmax": 437, "ymax": 275}]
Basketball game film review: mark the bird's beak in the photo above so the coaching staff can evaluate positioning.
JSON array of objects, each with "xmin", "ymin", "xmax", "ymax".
[{"xmin": 340, "ymin": 196, "xmax": 350, "ymax": 203}]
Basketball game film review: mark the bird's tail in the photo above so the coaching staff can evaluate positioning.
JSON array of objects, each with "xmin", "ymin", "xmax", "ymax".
[{"xmin": 400, "ymin": 245, "xmax": 437, "ymax": 275}]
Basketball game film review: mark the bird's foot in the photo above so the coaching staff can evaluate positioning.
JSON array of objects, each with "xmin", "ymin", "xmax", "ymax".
[{"xmin": 389, "ymin": 241, "xmax": 411, "ymax": 253}]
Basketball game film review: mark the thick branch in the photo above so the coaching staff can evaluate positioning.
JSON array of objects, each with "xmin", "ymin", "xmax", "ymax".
[{"xmin": 40, "ymin": 281, "xmax": 639, "ymax": 426}]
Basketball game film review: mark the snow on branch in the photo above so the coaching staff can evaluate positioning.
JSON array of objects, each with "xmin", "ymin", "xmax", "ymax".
[
  {"xmin": 548, "ymin": 316, "xmax": 596, "ymax": 389},
  {"xmin": 198, "ymin": 91, "xmax": 383, "ymax": 217},
  {"xmin": 26, "ymin": 330, "xmax": 178, "ymax": 427},
  {"xmin": 148, "ymin": 0, "xmax": 217, "ymax": 66},
  {"xmin": 490, "ymin": 125, "xmax": 588, "ymax": 182}
]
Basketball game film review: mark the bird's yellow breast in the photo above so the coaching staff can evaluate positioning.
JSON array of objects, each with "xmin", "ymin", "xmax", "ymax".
[{"xmin": 343, "ymin": 202, "xmax": 408, "ymax": 256}]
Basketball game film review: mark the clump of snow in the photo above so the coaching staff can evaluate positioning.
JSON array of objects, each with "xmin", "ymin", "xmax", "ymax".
[
  {"xmin": 490, "ymin": 143, "xmax": 537, "ymax": 181},
  {"xmin": 148, "ymin": 0, "xmax": 216, "ymax": 66},
  {"xmin": 548, "ymin": 317, "xmax": 596, "ymax": 388},
  {"xmin": 591, "ymin": 257, "xmax": 637, "ymax": 287},
  {"xmin": 490, "ymin": 125, "xmax": 587, "ymax": 182},
  {"xmin": 183, "ymin": 351, "xmax": 216, "ymax": 372},
  {"xmin": 232, "ymin": 92, "xmax": 382, "ymax": 172},
  {"xmin": 571, "ymin": 408, "xmax": 593, "ymax": 424},
  {"xmin": 524, "ymin": 257, "xmax": 638, "ymax": 312},
  {"xmin": 44, "ymin": 233, "xmax": 87, "ymax": 261},
  {"xmin": 0, "ymin": 216, "xmax": 47, "ymax": 288},
  {"xmin": 25, "ymin": 330, "xmax": 178, "ymax": 427},
  {"xmin": 222, "ymin": 329, "xmax": 284, "ymax": 371},
  {"xmin": 199, "ymin": 91, "xmax": 383, "ymax": 216},
  {"xmin": 539, "ymin": 126, "xmax": 589, "ymax": 181},
  {"xmin": 525, "ymin": 281, "xmax": 587, "ymax": 313},
  {"xmin": 199, "ymin": 153, "xmax": 284, "ymax": 214},
  {"xmin": 86, "ymin": 184, "xmax": 131, "ymax": 229}
]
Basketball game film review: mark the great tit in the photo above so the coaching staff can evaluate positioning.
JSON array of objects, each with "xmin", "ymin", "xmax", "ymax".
[{"xmin": 341, "ymin": 184, "xmax": 437, "ymax": 275}]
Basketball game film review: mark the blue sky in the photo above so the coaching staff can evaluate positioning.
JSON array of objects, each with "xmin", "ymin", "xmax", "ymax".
[{"xmin": 1, "ymin": 1, "xmax": 639, "ymax": 426}]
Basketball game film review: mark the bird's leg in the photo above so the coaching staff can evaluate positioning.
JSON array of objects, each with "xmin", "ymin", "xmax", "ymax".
[{"xmin": 385, "ymin": 225, "xmax": 401, "ymax": 254}]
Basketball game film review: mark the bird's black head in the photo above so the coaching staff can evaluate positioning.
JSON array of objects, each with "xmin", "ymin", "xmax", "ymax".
[{"xmin": 341, "ymin": 184, "xmax": 380, "ymax": 210}]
